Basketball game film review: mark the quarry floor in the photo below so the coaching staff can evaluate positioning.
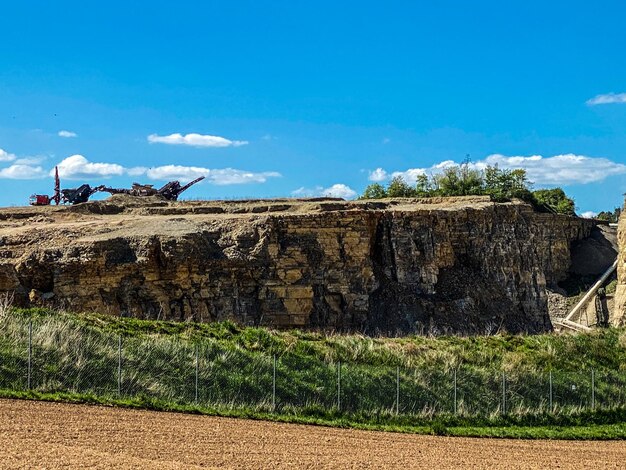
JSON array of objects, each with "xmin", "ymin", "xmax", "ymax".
[{"xmin": 0, "ymin": 399, "xmax": 624, "ymax": 469}]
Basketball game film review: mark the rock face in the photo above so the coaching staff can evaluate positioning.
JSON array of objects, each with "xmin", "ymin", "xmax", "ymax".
[
  {"xmin": 0, "ymin": 196, "xmax": 596, "ymax": 334},
  {"xmin": 547, "ymin": 224, "xmax": 618, "ymax": 323},
  {"xmin": 568, "ymin": 225, "xmax": 617, "ymax": 277},
  {"xmin": 613, "ymin": 212, "xmax": 626, "ymax": 326}
]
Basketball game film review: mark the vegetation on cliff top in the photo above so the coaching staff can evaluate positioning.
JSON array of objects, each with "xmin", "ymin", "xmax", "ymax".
[
  {"xmin": 361, "ymin": 162, "xmax": 577, "ymax": 216},
  {"xmin": 596, "ymin": 207, "xmax": 622, "ymax": 223}
]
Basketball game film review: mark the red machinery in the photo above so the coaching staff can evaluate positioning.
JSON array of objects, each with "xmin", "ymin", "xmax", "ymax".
[
  {"xmin": 29, "ymin": 166, "xmax": 61, "ymax": 206},
  {"xmin": 29, "ymin": 194, "xmax": 51, "ymax": 205}
]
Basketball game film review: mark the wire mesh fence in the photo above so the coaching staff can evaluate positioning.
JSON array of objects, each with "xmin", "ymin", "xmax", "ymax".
[{"xmin": 2, "ymin": 318, "xmax": 626, "ymax": 418}]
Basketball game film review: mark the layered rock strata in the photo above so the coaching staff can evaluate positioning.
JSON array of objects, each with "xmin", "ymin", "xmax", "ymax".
[
  {"xmin": 0, "ymin": 196, "xmax": 596, "ymax": 334},
  {"xmin": 613, "ymin": 211, "xmax": 626, "ymax": 326}
]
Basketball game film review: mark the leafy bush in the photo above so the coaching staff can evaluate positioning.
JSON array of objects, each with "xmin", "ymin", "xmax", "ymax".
[
  {"xmin": 596, "ymin": 208, "xmax": 621, "ymax": 223},
  {"xmin": 361, "ymin": 183, "xmax": 387, "ymax": 199},
  {"xmin": 386, "ymin": 176, "xmax": 415, "ymax": 198},
  {"xmin": 433, "ymin": 164, "xmax": 484, "ymax": 196},
  {"xmin": 484, "ymin": 166, "xmax": 533, "ymax": 203},
  {"xmin": 532, "ymin": 188, "xmax": 576, "ymax": 216}
]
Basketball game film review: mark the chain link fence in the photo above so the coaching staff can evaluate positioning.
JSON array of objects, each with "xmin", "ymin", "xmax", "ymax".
[{"xmin": 1, "ymin": 318, "xmax": 625, "ymax": 418}]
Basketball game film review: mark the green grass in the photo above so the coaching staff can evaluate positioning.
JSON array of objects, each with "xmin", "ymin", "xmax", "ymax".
[
  {"xmin": 1, "ymin": 389, "xmax": 625, "ymax": 440},
  {"xmin": 12, "ymin": 306, "xmax": 626, "ymax": 371},
  {"xmin": 1, "ymin": 307, "xmax": 626, "ymax": 439},
  {"xmin": 445, "ymin": 424, "xmax": 626, "ymax": 439}
]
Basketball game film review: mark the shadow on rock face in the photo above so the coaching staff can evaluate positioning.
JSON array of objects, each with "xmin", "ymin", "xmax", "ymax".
[{"xmin": 569, "ymin": 225, "xmax": 617, "ymax": 277}]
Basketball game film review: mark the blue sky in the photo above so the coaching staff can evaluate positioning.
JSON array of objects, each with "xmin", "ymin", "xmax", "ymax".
[{"xmin": 1, "ymin": 1, "xmax": 625, "ymax": 214}]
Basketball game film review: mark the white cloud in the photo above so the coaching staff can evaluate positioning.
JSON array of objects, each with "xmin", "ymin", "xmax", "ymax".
[
  {"xmin": 0, "ymin": 164, "xmax": 47, "ymax": 179},
  {"xmin": 580, "ymin": 211, "xmax": 597, "ymax": 219},
  {"xmin": 58, "ymin": 130, "xmax": 77, "ymax": 138},
  {"xmin": 146, "ymin": 165, "xmax": 207, "ymax": 181},
  {"xmin": 432, "ymin": 160, "xmax": 458, "ymax": 170},
  {"xmin": 368, "ymin": 167, "xmax": 388, "ymax": 182},
  {"xmin": 208, "ymin": 169, "xmax": 281, "ymax": 185},
  {"xmin": 391, "ymin": 160, "xmax": 456, "ymax": 184},
  {"xmin": 291, "ymin": 186, "xmax": 323, "ymax": 197},
  {"xmin": 391, "ymin": 168, "xmax": 426, "ymax": 182},
  {"xmin": 0, "ymin": 149, "xmax": 16, "ymax": 162},
  {"xmin": 146, "ymin": 165, "xmax": 281, "ymax": 185},
  {"xmin": 0, "ymin": 149, "xmax": 46, "ymax": 178},
  {"xmin": 147, "ymin": 133, "xmax": 248, "ymax": 148},
  {"xmin": 291, "ymin": 183, "xmax": 357, "ymax": 199},
  {"xmin": 323, "ymin": 184, "xmax": 357, "ymax": 199},
  {"xmin": 127, "ymin": 166, "xmax": 148, "ymax": 176},
  {"xmin": 0, "ymin": 150, "xmax": 280, "ymax": 186},
  {"xmin": 586, "ymin": 93, "xmax": 626, "ymax": 105},
  {"xmin": 378, "ymin": 154, "xmax": 626, "ymax": 186},
  {"xmin": 15, "ymin": 156, "xmax": 45, "ymax": 165},
  {"xmin": 480, "ymin": 154, "xmax": 626, "ymax": 185},
  {"xmin": 54, "ymin": 155, "xmax": 126, "ymax": 179}
]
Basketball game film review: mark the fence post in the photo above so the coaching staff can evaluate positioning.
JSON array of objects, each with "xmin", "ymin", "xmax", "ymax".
[
  {"xmin": 549, "ymin": 370, "xmax": 553, "ymax": 412},
  {"xmin": 195, "ymin": 344, "xmax": 199, "ymax": 404},
  {"xmin": 117, "ymin": 336, "xmax": 122, "ymax": 396},
  {"xmin": 272, "ymin": 354, "xmax": 276, "ymax": 411},
  {"xmin": 27, "ymin": 320, "xmax": 32, "ymax": 390},
  {"xmin": 337, "ymin": 361, "xmax": 341, "ymax": 411},
  {"xmin": 591, "ymin": 369, "xmax": 595, "ymax": 410},
  {"xmin": 453, "ymin": 368, "xmax": 458, "ymax": 415},
  {"xmin": 396, "ymin": 366, "xmax": 400, "ymax": 415},
  {"xmin": 501, "ymin": 371, "xmax": 506, "ymax": 415}
]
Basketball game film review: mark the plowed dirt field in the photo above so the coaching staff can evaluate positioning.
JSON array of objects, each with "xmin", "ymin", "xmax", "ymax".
[{"xmin": 0, "ymin": 399, "xmax": 624, "ymax": 469}]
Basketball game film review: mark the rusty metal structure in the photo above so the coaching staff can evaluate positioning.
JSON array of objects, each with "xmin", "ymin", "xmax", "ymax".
[
  {"xmin": 60, "ymin": 184, "xmax": 101, "ymax": 204},
  {"xmin": 99, "ymin": 176, "xmax": 205, "ymax": 201},
  {"xmin": 98, "ymin": 183, "xmax": 159, "ymax": 198},
  {"xmin": 52, "ymin": 166, "xmax": 61, "ymax": 205},
  {"xmin": 29, "ymin": 170, "xmax": 205, "ymax": 205}
]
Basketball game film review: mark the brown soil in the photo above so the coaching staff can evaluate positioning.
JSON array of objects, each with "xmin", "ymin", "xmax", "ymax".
[{"xmin": 0, "ymin": 399, "xmax": 623, "ymax": 469}]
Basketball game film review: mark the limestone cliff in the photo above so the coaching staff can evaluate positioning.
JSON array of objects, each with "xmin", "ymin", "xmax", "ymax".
[
  {"xmin": 613, "ymin": 212, "xmax": 626, "ymax": 326},
  {"xmin": 0, "ymin": 196, "xmax": 596, "ymax": 334}
]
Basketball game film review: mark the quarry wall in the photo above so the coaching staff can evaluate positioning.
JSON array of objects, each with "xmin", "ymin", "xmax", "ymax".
[
  {"xmin": 0, "ymin": 196, "xmax": 596, "ymax": 334},
  {"xmin": 613, "ymin": 212, "xmax": 626, "ymax": 326}
]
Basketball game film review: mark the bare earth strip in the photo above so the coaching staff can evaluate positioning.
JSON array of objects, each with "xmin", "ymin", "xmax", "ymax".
[{"xmin": 0, "ymin": 399, "xmax": 624, "ymax": 469}]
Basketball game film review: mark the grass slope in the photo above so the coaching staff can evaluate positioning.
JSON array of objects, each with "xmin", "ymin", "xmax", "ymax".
[{"xmin": 1, "ymin": 307, "xmax": 626, "ymax": 439}]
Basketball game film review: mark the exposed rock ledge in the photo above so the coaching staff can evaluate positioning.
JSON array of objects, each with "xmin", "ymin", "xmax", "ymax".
[{"xmin": 0, "ymin": 196, "xmax": 597, "ymax": 335}]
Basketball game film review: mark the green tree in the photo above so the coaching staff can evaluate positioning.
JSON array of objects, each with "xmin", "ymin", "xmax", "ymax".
[
  {"xmin": 458, "ymin": 163, "xmax": 485, "ymax": 196},
  {"xmin": 484, "ymin": 165, "xmax": 533, "ymax": 202},
  {"xmin": 433, "ymin": 167, "xmax": 460, "ymax": 196},
  {"xmin": 596, "ymin": 208, "xmax": 621, "ymax": 223},
  {"xmin": 532, "ymin": 188, "xmax": 576, "ymax": 216},
  {"xmin": 386, "ymin": 176, "xmax": 416, "ymax": 197},
  {"xmin": 433, "ymin": 163, "xmax": 484, "ymax": 196},
  {"xmin": 414, "ymin": 173, "xmax": 434, "ymax": 197},
  {"xmin": 360, "ymin": 183, "xmax": 387, "ymax": 199}
]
